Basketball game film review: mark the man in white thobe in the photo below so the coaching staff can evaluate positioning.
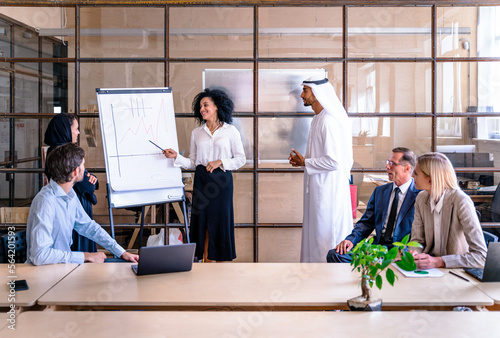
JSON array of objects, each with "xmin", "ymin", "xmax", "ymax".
[{"xmin": 289, "ymin": 78, "xmax": 353, "ymax": 262}]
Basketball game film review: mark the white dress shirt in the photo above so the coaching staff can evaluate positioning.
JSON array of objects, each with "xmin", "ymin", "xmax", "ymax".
[
  {"xmin": 430, "ymin": 190, "xmax": 446, "ymax": 256},
  {"xmin": 382, "ymin": 178, "xmax": 413, "ymax": 237},
  {"xmin": 26, "ymin": 179, "xmax": 125, "ymax": 265},
  {"xmin": 175, "ymin": 122, "xmax": 246, "ymax": 171}
]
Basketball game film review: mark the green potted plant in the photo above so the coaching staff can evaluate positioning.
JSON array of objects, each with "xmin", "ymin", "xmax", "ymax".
[{"xmin": 348, "ymin": 234, "xmax": 422, "ymax": 311}]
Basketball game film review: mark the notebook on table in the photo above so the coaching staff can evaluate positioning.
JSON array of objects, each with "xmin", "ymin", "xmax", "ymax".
[
  {"xmin": 131, "ymin": 243, "xmax": 196, "ymax": 276},
  {"xmin": 463, "ymin": 242, "xmax": 500, "ymax": 282}
]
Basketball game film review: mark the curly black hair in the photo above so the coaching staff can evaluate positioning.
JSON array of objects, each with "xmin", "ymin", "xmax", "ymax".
[{"xmin": 192, "ymin": 88, "xmax": 234, "ymax": 125}]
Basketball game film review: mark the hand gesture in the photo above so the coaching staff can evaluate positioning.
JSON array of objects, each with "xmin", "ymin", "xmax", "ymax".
[
  {"xmin": 335, "ymin": 240, "xmax": 354, "ymax": 255},
  {"xmin": 163, "ymin": 148, "xmax": 178, "ymax": 159},
  {"xmin": 412, "ymin": 251, "xmax": 445, "ymax": 269},
  {"xmin": 288, "ymin": 148, "xmax": 305, "ymax": 167},
  {"xmin": 87, "ymin": 172, "xmax": 97, "ymax": 185},
  {"xmin": 206, "ymin": 160, "xmax": 222, "ymax": 173}
]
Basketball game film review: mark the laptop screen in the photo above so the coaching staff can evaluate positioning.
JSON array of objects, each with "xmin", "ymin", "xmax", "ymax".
[{"xmin": 132, "ymin": 243, "xmax": 196, "ymax": 276}]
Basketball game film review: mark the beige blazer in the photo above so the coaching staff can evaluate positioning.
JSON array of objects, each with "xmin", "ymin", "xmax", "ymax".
[{"xmin": 411, "ymin": 189, "xmax": 487, "ymax": 268}]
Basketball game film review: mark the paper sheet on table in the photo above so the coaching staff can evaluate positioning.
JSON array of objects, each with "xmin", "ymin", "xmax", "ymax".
[{"xmin": 393, "ymin": 264, "xmax": 446, "ymax": 278}]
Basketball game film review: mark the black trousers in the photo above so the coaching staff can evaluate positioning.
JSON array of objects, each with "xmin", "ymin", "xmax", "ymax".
[
  {"xmin": 326, "ymin": 237, "xmax": 394, "ymax": 263},
  {"xmin": 326, "ymin": 250, "xmax": 352, "ymax": 263}
]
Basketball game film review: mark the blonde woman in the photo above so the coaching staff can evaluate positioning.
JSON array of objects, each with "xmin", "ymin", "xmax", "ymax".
[{"xmin": 411, "ymin": 152, "xmax": 487, "ymax": 269}]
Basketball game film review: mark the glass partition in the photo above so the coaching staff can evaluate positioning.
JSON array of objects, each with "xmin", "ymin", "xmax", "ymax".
[
  {"xmin": 80, "ymin": 7, "xmax": 164, "ymax": 58},
  {"xmin": 258, "ymin": 62, "xmax": 343, "ymax": 113},
  {"xmin": 169, "ymin": 62, "xmax": 253, "ymax": 114},
  {"xmin": 0, "ymin": 119, "xmax": 40, "ymax": 202},
  {"xmin": 348, "ymin": 7, "xmax": 431, "ymax": 58},
  {"xmin": 175, "ymin": 117, "xmax": 198, "ymax": 158},
  {"xmin": 348, "ymin": 62, "xmax": 432, "ymax": 113},
  {"xmin": 0, "ymin": 64, "xmax": 10, "ymax": 113},
  {"xmin": 258, "ymin": 172, "xmax": 303, "ymax": 223},
  {"xmin": 42, "ymin": 62, "xmax": 68, "ymax": 114},
  {"xmin": 258, "ymin": 7, "xmax": 343, "ymax": 58},
  {"xmin": 258, "ymin": 117, "xmax": 312, "ymax": 169},
  {"xmin": 78, "ymin": 116, "xmax": 104, "ymax": 169},
  {"xmin": 437, "ymin": 62, "xmax": 500, "ymax": 114},
  {"xmin": 79, "ymin": 62, "xmax": 165, "ymax": 113},
  {"xmin": 233, "ymin": 172, "xmax": 253, "ymax": 224},
  {"xmin": 437, "ymin": 7, "xmax": 478, "ymax": 58},
  {"xmin": 169, "ymin": 7, "xmax": 253, "ymax": 58},
  {"xmin": 14, "ymin": 73, "xmax": 38, "ymax": 113},
  {"xmin": 476, "ymin": 116, "xmax": 500, "ymax": 140},
  {"xmin": 13, "ymin": 26, "xmax": 38, "ymax": 61},
  {"xmin": 437, "ymin": 116, "xmax": 500, "ymax": 178},
  {"xmin": 0, "ymin": 18, "xmax": 12, "ymax": 58},
  {"xmin": 351, "ymin": 116, "xmax": 432, "ymax": 168},
  {"xmin": 0, "ymin": 173, "xmax": 39, "ymax": 204}
]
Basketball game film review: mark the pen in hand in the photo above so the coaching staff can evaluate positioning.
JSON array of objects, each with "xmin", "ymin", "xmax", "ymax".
[
  {"xmin": 449, "ymin": 270, "xmax": 469, "ymax": 282},
  {"xmin": 149, "ymin": 140, "xmax": 164, "ymax": 151}
]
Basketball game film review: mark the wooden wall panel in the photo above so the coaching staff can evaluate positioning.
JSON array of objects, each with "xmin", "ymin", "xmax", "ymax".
[{"xmin": 257, "ymin": 227, "xmax": 301, "ymax": 262}]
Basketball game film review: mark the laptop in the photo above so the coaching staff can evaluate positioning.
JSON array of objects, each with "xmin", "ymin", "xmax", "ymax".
[
  {"xmin": 131, "ymin": 243, "xmax": 196, "ymax": 276},
  {"xmin": 464, "ymin": 242, "xmax": 500, "ymax": 282}
]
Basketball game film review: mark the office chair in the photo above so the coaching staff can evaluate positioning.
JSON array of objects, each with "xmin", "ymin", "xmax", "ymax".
[
  {"xmin": 483, "ymin": 231, "xmax": 499, "ymax": 248},
  {"xmin": 475, "ymin": 184, "xmax": 500, "ymax": 235},
  {"xmin": 2, "ymin": 230, "xmax": 27, "ymax": 263},
  {"xmin": 476, "ymin": 205, "xmax": 499, "ymax": 248},
  {"xmin": 491, "ymin": 183, "xmax": 500, "ymax": 222},
  {"xmin": 485, "ymin": 184, "xmax": 500, "ymax": 239}
]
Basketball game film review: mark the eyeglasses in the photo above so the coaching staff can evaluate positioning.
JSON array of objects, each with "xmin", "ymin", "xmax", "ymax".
[{"xmin": 386, "ymin": 160, "xmax": 404, "ymax": 167}]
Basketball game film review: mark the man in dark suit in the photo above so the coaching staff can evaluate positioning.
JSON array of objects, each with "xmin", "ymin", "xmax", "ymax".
[{"xmin": 327, "ymin": 147, "xmax": 419, "ymax": 263}]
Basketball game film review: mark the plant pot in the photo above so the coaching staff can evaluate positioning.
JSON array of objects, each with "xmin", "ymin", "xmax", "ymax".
[{"xmin": 347, "ymin": 296, "xmax": 382, "ymax": 311}]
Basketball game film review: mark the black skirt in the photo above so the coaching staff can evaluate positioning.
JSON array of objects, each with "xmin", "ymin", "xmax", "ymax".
[{"xmin": 190, "ymin": 165, "xmax": 236, "ymax": 261}]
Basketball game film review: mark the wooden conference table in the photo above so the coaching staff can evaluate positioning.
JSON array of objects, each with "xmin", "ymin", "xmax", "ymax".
[
  {"xmin": 37, "ymin": 263, "xmax": 493, "ymax": 311},
  {"xmin": 5, "ymin": 311, "xmax": 500, "ymax": 337},
  {"xmin": 474, "ymin": 282, "xmax": 500, "ymax": 310},
  {"xmin": 0, "ymin": 263, "xmax": 78, "ymax": 311},
  {"xmin": 452, "ymin": 269, "xmax": 500, "ymax": 310}
]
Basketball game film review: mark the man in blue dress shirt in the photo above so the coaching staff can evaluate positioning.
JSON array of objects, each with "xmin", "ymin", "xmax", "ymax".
[
  {"xmin": 326, "ymin": 147, "xmax": 419, "ymax": 263},
  {"xmin": 26, "ymin": 143, "xmax": 139, "ymax": 265}
]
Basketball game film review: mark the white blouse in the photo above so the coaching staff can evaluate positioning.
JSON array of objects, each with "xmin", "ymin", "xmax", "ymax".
[
  {"xmin": 430, "ymin": 190, "xmax": 446, "ymax": 256},
  {"xmin": 175, "ymin": 122, "xmax": 246, "ymax": 171}
]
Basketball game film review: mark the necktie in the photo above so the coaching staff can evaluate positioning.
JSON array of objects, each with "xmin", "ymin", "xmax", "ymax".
[{"xmin": 383, "ymin": 187, "xmax": 400, "ymax": 243}]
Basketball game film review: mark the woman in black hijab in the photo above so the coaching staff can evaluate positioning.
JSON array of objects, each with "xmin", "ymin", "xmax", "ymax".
[{"xmin": 44, "ymin": 113, "xmax": 99, "ymax": 252}]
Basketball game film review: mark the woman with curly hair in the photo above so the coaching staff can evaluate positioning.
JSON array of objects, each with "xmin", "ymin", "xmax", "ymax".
[{"xmin": 163, "ymin": 89, "xmax": 245, "ymax": 262}]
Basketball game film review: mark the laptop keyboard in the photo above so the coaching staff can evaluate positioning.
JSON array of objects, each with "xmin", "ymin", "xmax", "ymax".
[{"xmin": 464, "ymin": 268, "xmax": 484, "ymax": 281}]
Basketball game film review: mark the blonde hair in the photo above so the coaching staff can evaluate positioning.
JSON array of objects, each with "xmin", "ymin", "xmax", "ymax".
[{"xmin": 417, "ymin": 152, "xmax": 459, "ymax": 201}]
